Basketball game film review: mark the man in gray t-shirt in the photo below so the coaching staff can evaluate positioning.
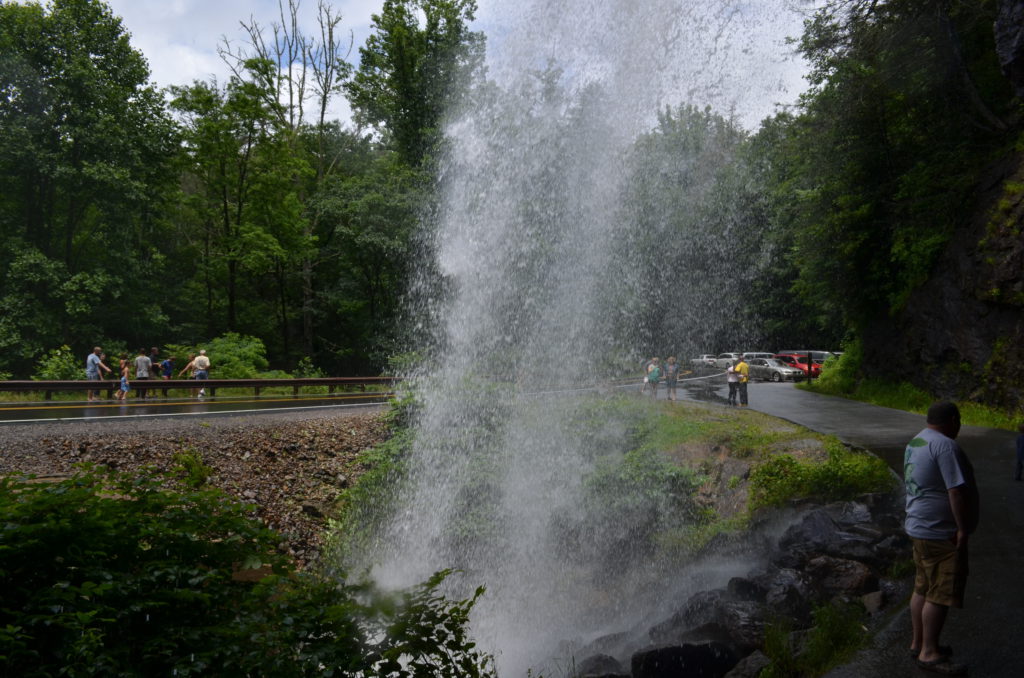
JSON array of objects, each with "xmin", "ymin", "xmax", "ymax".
[
  {"xmin": 903, "ymin": 402, "xmax": 978, "ymax": 675},
  {"xmin": 134, "ymin": 348, "xmax": 152, "ymax": 399}
]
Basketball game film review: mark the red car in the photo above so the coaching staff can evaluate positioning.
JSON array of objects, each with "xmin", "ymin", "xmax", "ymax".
[{"xmin": 774, "ymin": 353, "xmax": 821, "ymax": 378}]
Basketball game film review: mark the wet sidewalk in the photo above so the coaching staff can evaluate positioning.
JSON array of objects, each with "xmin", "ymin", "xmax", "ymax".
[{"xmin": 741, "ymin": 382, "xmax": 1023, "ymax": 678}]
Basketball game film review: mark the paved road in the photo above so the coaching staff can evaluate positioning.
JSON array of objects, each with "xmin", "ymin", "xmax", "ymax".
[
  {"xmin": 0, "ymin": 393, "xmax": 391, "ymax": 424},
  {"xmin": 734, "ymin": 381, "xmax": 1023, "ymax": 678}
]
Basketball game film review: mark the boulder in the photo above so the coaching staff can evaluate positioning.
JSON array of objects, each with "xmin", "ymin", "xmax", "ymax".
[
  {"xmin": 753, "ymin": 568, "xmax": 814, "ymax": 623},
  {"xmin": 649, "ymin": 590, "xmax": 767, "ymax": 653},
  {"xmin": 723, "ymin": 649, "xmax": 771, "ymax": 678},
  {"xmin": 631, "ymin": 642, "xmax": 739, "ymax": 678},
  {"xmin": 576, "ymin": 653, "xmax": 627, "ymax": 678},
  {"xmin": 806, "ymin": 555, "xmax": 879, "ymax": 597}
]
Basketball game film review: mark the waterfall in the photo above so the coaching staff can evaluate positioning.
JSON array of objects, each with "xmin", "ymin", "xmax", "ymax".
[{"xmin": 360, "ymin": 2, "xmax": 808, "ymax": 674}]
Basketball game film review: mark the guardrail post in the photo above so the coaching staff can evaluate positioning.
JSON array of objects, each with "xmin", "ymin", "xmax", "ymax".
[
  {"xmin": 255, "ymin": 386, "xmax": 261, "ymax": 396},
  {"xmin": 292, "ymin": 384, "xmax": 299, "ymax": 396},
  {"xmin": 45, "ymin": 390, "xmax": 52, "ymax": 400}
]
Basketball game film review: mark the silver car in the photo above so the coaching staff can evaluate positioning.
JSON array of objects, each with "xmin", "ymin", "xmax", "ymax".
[{"xmin": 748, "ymin": 358, "xmax": 804, "ymax": 382}]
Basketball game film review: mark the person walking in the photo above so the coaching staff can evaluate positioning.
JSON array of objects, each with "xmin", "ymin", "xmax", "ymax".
[
  {"xmin": 726, "ymin": 361, "xmax": 739, "ymax": 406},
  {"xmin": 178, "ymin": 353, "xmax": 199, "ymax": 397},
  {"xmin": 904, "ymin": 402, "xmax": 978, "ymax": 676},
  {"xmin": 133, "ymin": 348, "xmax": 152, "ymax": 399},
  {"xmin": 640, "ymin": 357, "xmax": 654, "ymax": 394},
  {"xmin": 193, "ymin": 349, "xmax": 211, "ymax": 397},
  {"xmin": 663, "ymin": 356, "xmax": 680, "ymax": 402},
  {"xmin": 117, "ymin": 361, "xmax": 130, "ymax": 401},
  {"xmin": 646, "ymin": 357, "xmax": 662, "ymax": 399},
  {"xmin": 734, "ymin": 355, "xmax": 749, "ymax": 407},
  {"xmin": 84, "ymin": 346, "xmax": 111, "ymax": 402}
]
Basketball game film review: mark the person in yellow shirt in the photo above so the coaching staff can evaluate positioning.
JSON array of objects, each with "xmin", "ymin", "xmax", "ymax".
[{"xmin": 734, "ymin": 356, "xmax": 749, "ymax": 407}]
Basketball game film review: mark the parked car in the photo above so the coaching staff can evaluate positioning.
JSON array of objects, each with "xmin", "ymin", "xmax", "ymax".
[
  {"xmin": 774, "ymin": 353, "xmax": 821, "ymax": 377},
  {"xmin": 748, "ymin": 358, "xmax": 804, "ymax": 382},
  {"xmin": 715, "ymin": 352, "xmax": 743, "ymax": 369},
  {"xmin": 691, "ymin": 354, "xmax": 717, "ymax": 367},
  {"xmin": 742, "ymin": 352, "xmax": 774, "ymax": 361}
]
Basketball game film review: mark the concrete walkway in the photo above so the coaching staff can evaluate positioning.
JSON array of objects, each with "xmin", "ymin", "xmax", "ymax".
[{"xmin": 735, "ymin": 381, "xmax": 1023, "ymax": 678}]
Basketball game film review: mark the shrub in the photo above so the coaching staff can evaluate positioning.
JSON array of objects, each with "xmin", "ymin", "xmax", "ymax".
[
  {"xmin": 0, "ymin": 467, "xmax": 495, "ymax": 677},
  {"xmin": 762, "ymin": 602, "xmax": 868, "ymax": 677},
  {"xmin": 32, "ymin": 345, "xmax": 82, "ymax": 380},
  {"xmin": 749, "ymin": 442, "xmax": 894, "ymax": 509}
]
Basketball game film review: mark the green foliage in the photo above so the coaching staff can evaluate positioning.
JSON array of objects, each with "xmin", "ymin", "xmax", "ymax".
[
  {"xmin": 32, "ymin": 345, "xmax": 83, "ymax": 380},
  {"xmin": 171, "ymin": 447, "xmax": 214, "ymax": 488},
  {"xmin": 762, "ymin": 602, "xmax": 869, "ymax": 677},
  {"xmin": 346, "ymin": 0, "xmax": 486, "ymax": 165},
  {"xmin": 749, "ymin": 443, "xmax": 894, "ymax": 509},
  {"xmin": 808, "ymin": 339, "xmax": 862, "ymax": 394},
  {"xmin": 0, "ymin": 0, "xmax": 178, "ymax": 377},
  {"xmin": 330, "ymin": 425, "xmax": 415, "ymax": 562},
  {"xmin": 0, "ymin": 467, "xmax": 495, "ymax": 677},
  {"xmin": 293, "ymin": 356, "xmax": 326, "ymax": 378}
]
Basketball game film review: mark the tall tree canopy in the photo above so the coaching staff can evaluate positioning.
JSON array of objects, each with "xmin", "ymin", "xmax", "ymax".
[
  {"xmin": 345, "ymin": 0, "xmax": 486, "ymax": 166},
  {"xmin": 0, "ymin": 0, "xmax": 176, "ymax": 374}
]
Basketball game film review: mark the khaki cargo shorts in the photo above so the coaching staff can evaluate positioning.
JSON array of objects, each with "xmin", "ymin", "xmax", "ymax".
[{"xmin": 912, "ymin": 537, "xmax": 968, "ymax": 608}]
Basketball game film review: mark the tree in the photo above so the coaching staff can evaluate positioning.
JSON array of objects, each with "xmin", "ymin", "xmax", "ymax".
[
  {"xmin": 345, "ymin": 0, "xmax": 486, "ymax": 166},
  {"xmin": 0, "ymin": 0, "xmax": 177, "ymax": 375},
  {"xmin": 169, "ymin": 61, "xmax": 313, "ymax": 343},
  {"xmin": 775, "ymin": 0, "xmax": 1017, "ymax": 332}
]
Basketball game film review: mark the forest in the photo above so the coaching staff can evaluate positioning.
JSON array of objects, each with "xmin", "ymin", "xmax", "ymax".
[{"xmin": 1, "ymin": 0, "xmax": 1021, "ymax": 409}]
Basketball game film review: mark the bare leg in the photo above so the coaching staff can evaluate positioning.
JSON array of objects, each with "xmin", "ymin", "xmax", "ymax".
[
  {"xmin": 909, "ymin": 592, "xmax": 925, "ymax": 656},
  {"xmin": 918, "ymin": 599, "xmax": 950, "ymax": 663}
]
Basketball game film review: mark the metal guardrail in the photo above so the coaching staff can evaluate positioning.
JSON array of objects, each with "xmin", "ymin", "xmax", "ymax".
[{"xmin": 0, "ymin": 377, "xmax": 398, "ymax": 400}]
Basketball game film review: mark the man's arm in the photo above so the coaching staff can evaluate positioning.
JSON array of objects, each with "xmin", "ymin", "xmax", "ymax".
[{"xmin": 948, "ymin": 485, "xmax": 969, "ymax": 549}]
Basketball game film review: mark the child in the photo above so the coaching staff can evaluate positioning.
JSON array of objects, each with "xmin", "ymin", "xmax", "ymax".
[{"xmin": 117, "ymin": 364, "xmax": 130, "ymax": 401}]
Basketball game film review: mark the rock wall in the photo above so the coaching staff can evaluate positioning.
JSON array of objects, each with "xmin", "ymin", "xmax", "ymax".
[
  {"xmin": 861, "ymin": 150, "xmax": 1024, "ymax": 412},
  {"xmin": 996, "ymin": 0, "xmax": 1024, "ymax": 97}
]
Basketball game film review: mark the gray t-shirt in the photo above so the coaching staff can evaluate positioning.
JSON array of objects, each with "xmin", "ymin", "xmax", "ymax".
[
  {"xmin": 134, "ymin": 355, "xmax": 152, "ymax": 378},
  {"xmin": 904, "ymin": 427, "xmax": 971, "ymax": 540}
]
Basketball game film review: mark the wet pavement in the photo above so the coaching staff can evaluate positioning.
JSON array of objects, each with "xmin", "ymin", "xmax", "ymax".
[{"xmin": 736, "ymin": 381, "xmax": 1023, "ymax": 678}]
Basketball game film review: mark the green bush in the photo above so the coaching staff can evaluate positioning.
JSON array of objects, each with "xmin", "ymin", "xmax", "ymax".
[
  {"xmin": 750, "ymin": 442, "xmax": 894, "ymax": 509},
  {"xmin": 0, "ymin": 467, "xmax": 495, "ymax": 677},
  {"xmin": 32, "ymin": 345, "xmax": 83, "ymax": 380},
  {"xmin": 762, "ymin": 603, "xmax": 868, "ymax": 677}
]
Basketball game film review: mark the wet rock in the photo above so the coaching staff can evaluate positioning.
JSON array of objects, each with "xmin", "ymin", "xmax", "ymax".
[
  {"xmin": 727, "ymin": 576, "xmax": 767, "ymax": 602},
  {"xmin": 723, "ymin": 649, "xmax": 771, "ymax": 678},
  {"xmin": 751, "ymin": 567, "xmax": 813, "ymax": 624},
  {"xmin": 576, "ymin": 653, "xmax": 626, "ymax": 677},
  {"xmin": 806, "ymin": 555, "xmax": 878, "ymax": 597},
  {"xmin": 650, "ymin": 590, "xmax": 766, "ymax": 652},
  {"xmin": 631, "ymin": 641, "xmax": 738, "ymax": 678},
  {"xmin": 861, "ymin": 590, "xmax": 884, "ymax": 614},
  {"xmin": 823, "ymin": 501, "xmax": 871, "ymax": 527}
]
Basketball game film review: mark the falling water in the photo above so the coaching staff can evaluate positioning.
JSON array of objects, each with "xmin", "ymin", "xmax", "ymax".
[{"xmin": 362, "ymin": 1, "xmax": 809, "ymax": 674}]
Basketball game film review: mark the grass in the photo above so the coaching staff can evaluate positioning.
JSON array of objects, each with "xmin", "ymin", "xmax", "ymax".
[{"xmin": 803, "ymin": 375, "xmax": 1021, "ymax": 430}]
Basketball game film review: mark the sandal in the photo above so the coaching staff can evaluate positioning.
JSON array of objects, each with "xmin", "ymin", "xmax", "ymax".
[
  {"xmin": 909, "ymin": 645, "xmax": 952, "ymax": 659},
  {"xmin": 916, "ymin": 657, "xmax": 968, "ymax": 676}
]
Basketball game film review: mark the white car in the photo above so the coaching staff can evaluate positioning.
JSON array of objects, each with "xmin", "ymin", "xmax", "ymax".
[
  {"xmin": 691, "ymin": 354, "xmax": 716, "ymax": 367},
  {"xmin": 714, "ymin": 352, "xmax": 743, "ymax": 369}
]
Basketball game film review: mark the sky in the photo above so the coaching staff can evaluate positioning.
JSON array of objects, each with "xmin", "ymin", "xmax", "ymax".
[
  {"xmin": 99, "ymin": 0, "xmax": 811, "ymax": 130},
  {"xmin": 103, "ymin": 0, "xmax": 382, "ymax": 125}
]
